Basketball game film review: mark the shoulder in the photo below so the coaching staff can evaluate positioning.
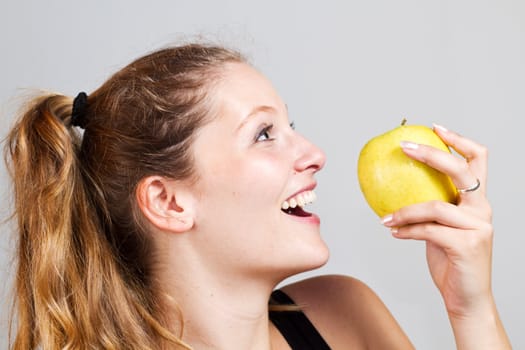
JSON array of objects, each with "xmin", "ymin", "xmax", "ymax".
[{"xmin": 280, "ymin": 274, "xmax": 414, "ymax": 349}]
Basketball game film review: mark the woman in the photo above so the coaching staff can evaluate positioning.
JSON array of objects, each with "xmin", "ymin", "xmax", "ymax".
[{"xmin": 5, "ymin": 43, "xmax": 510, "ymax": 349}]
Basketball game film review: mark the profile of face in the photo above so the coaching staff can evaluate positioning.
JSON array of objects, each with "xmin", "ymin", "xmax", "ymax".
[{"xmin": 186, "ymin": 62, "xmax": 329, "ymax": 282}]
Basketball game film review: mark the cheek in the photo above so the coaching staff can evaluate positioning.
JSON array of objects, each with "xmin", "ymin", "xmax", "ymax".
[
  {"xmin": 199, "ymin": 154, "xmax": 288, "ymax": 213},
  {"xmin": 243, "ymin": 158, "xmax": 284, "ymax": 190}
]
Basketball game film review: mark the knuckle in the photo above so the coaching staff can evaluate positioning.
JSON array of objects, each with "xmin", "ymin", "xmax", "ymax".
[
  {"xmin": 482, "ymin": 201, "xmax": 493, "ymax": 220},
  {"xmin": 481, "ymin": 222, "xmax": 494, "ymax": 239},
  {"xmin": 477, "ymin": 144, "xmax": 489, "ymax": 160},
  {"xmin": 429, "ymin": 200, "xmax": 447, "ymax": 214},
  {"xmin": 457, "ymin": 160, "xmax": 470, "ymax": 175},
  {"xmin": 465, "ymin": 223, "xmax": 493, "ymax": 251},
  {"xmin": 420, "ymin": 223, "xmax": 435, "ymax": 236},
  {"xmin": 471, "ymin": 198, "xmax": 492, "ymax": 220}
]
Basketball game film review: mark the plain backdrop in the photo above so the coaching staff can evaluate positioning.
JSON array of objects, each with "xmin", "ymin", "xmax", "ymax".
[{"xmin": 1, "ymin": 1, "xmax": 524, "ymax": 349}]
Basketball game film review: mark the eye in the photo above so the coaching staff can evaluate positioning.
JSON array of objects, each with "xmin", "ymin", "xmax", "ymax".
[{"xmin": 255, "ymin": 124, "xmax": 274, "ymax": 142}]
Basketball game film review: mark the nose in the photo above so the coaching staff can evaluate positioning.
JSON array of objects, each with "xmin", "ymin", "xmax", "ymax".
[{"xmin": 293, "ymin": 133, "xmax": 326, "ymax": 174}]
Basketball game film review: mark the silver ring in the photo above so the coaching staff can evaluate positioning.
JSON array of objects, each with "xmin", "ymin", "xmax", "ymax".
[{"xmin": 457, "ymin": 178, "xmax": 481, "ymax": 193}]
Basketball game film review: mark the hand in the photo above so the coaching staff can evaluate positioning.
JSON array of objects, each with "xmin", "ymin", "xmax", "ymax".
[
  {"xmin": 382, "ymin": 124, "xmax": 493, "ymax": 317},
  {"xmin": 381, "ymin": 124, "xmax": 512, "ymax": 349}
]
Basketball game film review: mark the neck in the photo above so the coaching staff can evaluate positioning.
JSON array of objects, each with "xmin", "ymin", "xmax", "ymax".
[{"xmin": 156, "ymin": 243, "xmax": 281, "ymax": 350}]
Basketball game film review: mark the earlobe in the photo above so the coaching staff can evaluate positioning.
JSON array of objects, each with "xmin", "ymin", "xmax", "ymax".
[{"xmin": 136, "ymin": 176, "xmax": 195, "ymax": 233}]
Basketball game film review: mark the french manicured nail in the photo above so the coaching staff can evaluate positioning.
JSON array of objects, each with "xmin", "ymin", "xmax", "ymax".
[
  {"xmin": 400, "ymin": 141, "xmax": 419, "ymax": 150},
  {"xmin": 381, "ymin": 214, "xmax": 394, "ymax": 226},
  {"xmin": 432, "ymin": 123, "xmax": 448, "ymax": 132}
]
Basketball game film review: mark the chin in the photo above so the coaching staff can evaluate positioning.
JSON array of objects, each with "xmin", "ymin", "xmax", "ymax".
[
  {"xmin": 306, "ymin": 243, "xmax": 330, "ymax": 269},
  {"xmin": 284, "ymin": 241, "xmax": 330, "ymax": 278}
]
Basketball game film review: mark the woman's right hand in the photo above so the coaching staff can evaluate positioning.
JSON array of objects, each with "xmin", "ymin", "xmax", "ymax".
[{"xmin": 382, "ymin": 125, "xmax": 511, "ymax": 349}]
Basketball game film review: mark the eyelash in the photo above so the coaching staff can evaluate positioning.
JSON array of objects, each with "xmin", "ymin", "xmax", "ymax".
[
  {"xmin": 255, "ymin": 124, "xmax": 274, "ymax": 142},
  {"xmin": 254, "ymin": 121, "xmax": 296, "ymax": 142}
]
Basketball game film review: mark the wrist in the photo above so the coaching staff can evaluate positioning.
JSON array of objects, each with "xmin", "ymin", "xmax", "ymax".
[
  {"xmin": 448, "ymin": 299, "xmax": 511, "ymax": 350},
  {"xmin": 446, "ymin": 292, "xmax": 496, "ymax": 321}
]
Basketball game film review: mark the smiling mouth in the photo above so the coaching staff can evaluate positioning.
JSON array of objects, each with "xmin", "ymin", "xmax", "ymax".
[
  {"xmin": 282, "ymin": 206, "xmax": 313, "ymax": 217},
  {"xmin": 281, "ymin": 190, "xmax": 316, "ymax": 217}
]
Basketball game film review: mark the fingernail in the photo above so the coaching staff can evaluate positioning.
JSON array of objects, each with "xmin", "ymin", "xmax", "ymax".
[
  {"xmin": 432, "ymin": 123, "xmax": 448, "ymax": 132},
  {"xmin": 381, "ymin": 214, "xmax": 394, "ymax": 226},
  {"xmin": 400, "ymin": 141, "xmax": 419, "ymax": 150},
  {"xmin": 390, "ymin": 227, "xmax": 399, "ymax": 234}
]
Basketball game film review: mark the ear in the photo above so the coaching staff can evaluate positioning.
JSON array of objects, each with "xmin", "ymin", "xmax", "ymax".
[{"xmin": 136, "ymin": 176, "xmax": 195, "ymax": 233}]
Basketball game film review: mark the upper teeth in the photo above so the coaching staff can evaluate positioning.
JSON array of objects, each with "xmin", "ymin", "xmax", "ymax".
[{"xmin": 281, "ymin": 190, "xmax": 317, "ymax": 210}]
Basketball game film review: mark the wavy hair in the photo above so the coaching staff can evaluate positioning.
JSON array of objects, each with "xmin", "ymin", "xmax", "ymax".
[{"xmin": 5, "ymin": 44, "xmax": 243, "ymax": 349}]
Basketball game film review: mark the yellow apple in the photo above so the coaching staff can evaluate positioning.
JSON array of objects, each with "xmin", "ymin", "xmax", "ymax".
[{"xmin": 357, "ymin": 120, "xmax": 457, "ymax": 217}]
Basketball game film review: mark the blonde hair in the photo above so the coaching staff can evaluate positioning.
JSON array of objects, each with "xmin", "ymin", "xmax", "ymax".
[{"xmin": 4, "ymin": 44, "xmax": 243, "ymax": 349}]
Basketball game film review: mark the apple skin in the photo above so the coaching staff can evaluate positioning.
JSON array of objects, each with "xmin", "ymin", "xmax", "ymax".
[{"xmin": 357, "ymin": 124, "xmax": 457, "ymax": 217}]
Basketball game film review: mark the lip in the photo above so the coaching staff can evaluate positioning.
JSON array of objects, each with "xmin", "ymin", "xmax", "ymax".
[
  {"xmin": 283, "ymin": 181, "xmax": 317, "ymax": 202},
  {"xmin": 285, "ymin": 212, "xmax": 321, "ymax": 226},
  {"xmin": 281, "ymin": 181, "xmax": 320, "ymax": 226}
]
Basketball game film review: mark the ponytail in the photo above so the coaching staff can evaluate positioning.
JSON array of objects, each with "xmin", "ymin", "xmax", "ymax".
[
  {"xmin": 5, "ymin": 44, "xmax": 244, "ymax": 349},
  {"xmin": 5, "ymin": 94, "xmax": 189, "ymax": 349}
]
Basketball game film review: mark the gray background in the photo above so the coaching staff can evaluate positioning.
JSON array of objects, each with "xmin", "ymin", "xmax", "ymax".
[{"xmin": 1, "ymin": 1, "xmax": 523, "ymax": 349}]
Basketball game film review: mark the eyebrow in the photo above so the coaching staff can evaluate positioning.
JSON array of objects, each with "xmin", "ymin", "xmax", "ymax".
[{"xmin": 236, "ymin": 105, "xmax": 278, "ymax": 131}]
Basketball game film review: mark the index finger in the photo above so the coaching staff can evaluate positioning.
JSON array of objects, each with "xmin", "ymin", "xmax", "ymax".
[{"xmin": 432, "ymin": 124, "xmax": 488, "ymax": 189}]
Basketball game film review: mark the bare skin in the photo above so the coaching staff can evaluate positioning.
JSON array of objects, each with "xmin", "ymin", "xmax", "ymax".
[
  {"xmin": 138, "ymin": 62, "xmax": 511, "ymax": 349},
  {"xmin": 276, "ymin": 275, "xmax": 414, "ymax": 349},
  {"xmin": 271, "ymin": 126, "xmax": 511, "ymax": 350}
]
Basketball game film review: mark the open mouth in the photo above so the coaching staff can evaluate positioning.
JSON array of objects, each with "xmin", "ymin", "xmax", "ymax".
[
  {"xmin": 281, "ymin": 190, "xmax": 316, "ymax": 217},
  {"xmin": 282, "ymin": 205, "xmax": 312, "ymax": 217}
]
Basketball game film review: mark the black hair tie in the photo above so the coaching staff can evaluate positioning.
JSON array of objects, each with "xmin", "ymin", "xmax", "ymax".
[{"xmin": 71, "ymin": 92, "xmax": 89, "ymax": 129}]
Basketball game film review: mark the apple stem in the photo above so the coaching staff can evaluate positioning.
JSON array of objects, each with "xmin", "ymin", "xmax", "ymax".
[{"xmin": 401, "ymin": 118, "xmax": 407, "ymax": 126}]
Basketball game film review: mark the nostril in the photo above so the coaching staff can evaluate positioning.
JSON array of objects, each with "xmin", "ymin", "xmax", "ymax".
[{"xmin": 295, "ymin": 144, "xmax": 326, "ymax": 174}]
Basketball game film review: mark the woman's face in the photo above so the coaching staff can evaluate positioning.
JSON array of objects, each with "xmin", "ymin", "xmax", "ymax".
[{"xmin": 189, "ymin": 62, "xmax": 329, "ymax": 281}]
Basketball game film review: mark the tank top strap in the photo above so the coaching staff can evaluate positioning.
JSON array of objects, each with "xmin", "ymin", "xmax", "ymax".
[{"xmin": 269, "ymin": 289, "xmax": 332, "ymax": 350}]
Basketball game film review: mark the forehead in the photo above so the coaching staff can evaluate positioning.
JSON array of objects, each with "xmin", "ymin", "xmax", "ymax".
[{"xmin": 213, "ymin": 62, "xmax": 285, "ymax": 118}]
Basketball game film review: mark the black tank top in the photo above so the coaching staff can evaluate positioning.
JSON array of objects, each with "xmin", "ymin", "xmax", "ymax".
[{"xmin": 269, "ymin": 290, "xmax": 332, "ymax": 350}]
